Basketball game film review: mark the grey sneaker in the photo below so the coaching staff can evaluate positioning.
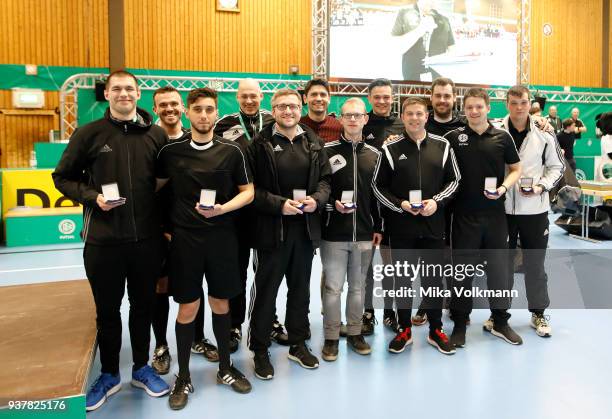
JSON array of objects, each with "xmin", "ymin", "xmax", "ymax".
[{"xmin": 530, "ymin": 313, "xmax": 552, "ymax": 337}]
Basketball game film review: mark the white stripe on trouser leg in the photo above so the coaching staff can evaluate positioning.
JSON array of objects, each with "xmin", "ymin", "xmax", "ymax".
[{"xmin": 246, "ymin": 250, "xmax": 259, "ymax": 349}]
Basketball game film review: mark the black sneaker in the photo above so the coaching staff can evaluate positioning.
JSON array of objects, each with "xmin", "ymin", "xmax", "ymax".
[
  {"xmin": 168, "ymin": 375, "xmax": 193, "ymax": 411},
  {"xmin": 191, "ymin": 338, "xmax": 219, "ymax": 362},
  {"xmin": 388, "ymin": 328, "xmax": 413, "ymax": 353},
  {"xmin": 151, "ymin": 344, "xmax": 171, "ymax": 375},
  {"xmin": 271, "ymin": 321, "xmax": 289, "ymax": 346},
  {"xmin": 427, "ymin": 328, "xmax": 456, "ymax": 355},
  {"xmin": 217, "ymin": 365, "xmax": 252, "ymax": 394},
  {"xmin": 288, "ymin": 343, "xmax": 319, "ymax": 369},
  {"xmin": 383, "ymin": 311, "xmax": 400, "ymax": 333},
  {"xmin": 488, "ymin": 323, "xmax": 523, "ymax": 345},
  {"xmin": 253, "ymin": 350, "xmax": 274, "ymax": 380},
  {"xmin": 361, "ymin": 312, "xmax": 377, "ymax": 336},
  {"xmin": 411, "ymin": 309, "xmax": 428, "ymax": 326},
  {"xmin": 347, "ymin": 335, "xmax": 371, "ymax": 355},
  {"xmin": 322, "ymin": 339, "xmax": 339, "ymax": 362},
  {"xmin": 229, "ymin": 328, "xmax": 242, "ymax": 354},
  {"xmin": 450, "ymin": 326, "xmax": 466, "ymax": 348}
]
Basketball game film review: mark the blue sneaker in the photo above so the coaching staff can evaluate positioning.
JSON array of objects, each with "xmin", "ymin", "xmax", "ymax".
[
  {"xmin": 86, "ymin": 373, "xmax": 121, "ymax": 411},
  {"xmin": 131, "ymin": 365, "xmax": 170, "ymax": 397}
]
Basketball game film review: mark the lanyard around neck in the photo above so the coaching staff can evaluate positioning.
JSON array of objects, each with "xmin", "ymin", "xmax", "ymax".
[{"xmin": 238, "ymin": 111, "xmax": 263, "ymax": 141}]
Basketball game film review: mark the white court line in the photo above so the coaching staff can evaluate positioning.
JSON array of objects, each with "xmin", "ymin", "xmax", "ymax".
[{"xmin": 0, "ymin": 264, "xmax": 84, "ymax": 274}]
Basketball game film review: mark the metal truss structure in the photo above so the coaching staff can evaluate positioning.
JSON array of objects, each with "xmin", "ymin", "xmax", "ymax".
[
  {"xmin": 59, "ymin": 73, "xmax": 612, "ymax": 140},
  {"xmin": 312, "ymin": 0, "xmax": 329, "ymax": 78},
  {"xmin": 518, "ymin": 0, "xmax": 531, "ymax": 85}
]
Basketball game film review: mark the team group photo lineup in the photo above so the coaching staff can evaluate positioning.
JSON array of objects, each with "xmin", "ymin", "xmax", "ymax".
[{"xmin": 2, "ymin": 1, "xmax": 611, "ymax": 418}]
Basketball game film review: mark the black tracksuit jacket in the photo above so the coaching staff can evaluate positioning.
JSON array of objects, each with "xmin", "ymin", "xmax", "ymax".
[
  {"xmin": 52, "ymin": 108, "xmax": 168, "ymax": 245},
  {"xmin": 373, "ymin": 132, "xmax": 461, "ymax": 239},
  {"xmin": 322, "ymin": 135, "xmax": 383, "ymax": 242},
  {"xmin": 246, "ymin": 123, "xmax": 331, "ymax": 249}
]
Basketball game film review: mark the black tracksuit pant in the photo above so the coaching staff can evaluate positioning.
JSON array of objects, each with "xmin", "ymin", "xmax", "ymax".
[
  {"xmin": 389, "ymin": 236, "xmax": 445, "ymax": 331},
  {"xmin": 84, "ymin": 237, "xmax": 163, "ymax": 375},
  {"xmin": 507, "ymin": 212, "xmax": 550, "ymax": 314},
  {"xmin": 248, "ymin": 222, "xmax": 314, "ymax": 351},
  {"xmin": 450, "ymin": 211, "xmax": 511, "ymax": 326},
  {"xmin": 229, "ymin": 231, "xmax": 251, "ymax": 329}
]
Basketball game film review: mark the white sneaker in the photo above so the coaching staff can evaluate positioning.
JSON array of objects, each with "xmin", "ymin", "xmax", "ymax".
[{"xmin": 530, "ymin": 313, "xmax": 552, "ymax": 337}]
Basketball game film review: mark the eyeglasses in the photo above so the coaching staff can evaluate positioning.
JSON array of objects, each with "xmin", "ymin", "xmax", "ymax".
[
  {"xmin": 341, "ymin": 113, "xmax": 366, "ymax": 120},
  {"xmin": 274, "ymin": 103, "xmax": 301, "ymax": 112}
]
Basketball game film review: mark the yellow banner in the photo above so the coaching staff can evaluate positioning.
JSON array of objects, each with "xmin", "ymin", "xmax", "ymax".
[{"xmin": 1, "ymin": 169, "xmax": 80, "ymax": 218}]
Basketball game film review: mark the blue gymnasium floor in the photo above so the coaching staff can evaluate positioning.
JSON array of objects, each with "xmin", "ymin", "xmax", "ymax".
[{"xmin": 1, "ymin": 215, "xmax": 611, "ymax": 419}]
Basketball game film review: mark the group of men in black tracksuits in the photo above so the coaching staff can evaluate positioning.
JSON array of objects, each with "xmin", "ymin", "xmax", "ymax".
[{"xmin": 53, "ymin": 71, "xmax": 562, "ymax": 413}]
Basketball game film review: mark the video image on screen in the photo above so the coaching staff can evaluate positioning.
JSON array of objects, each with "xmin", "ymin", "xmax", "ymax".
[{"xmin": 329, "ymin": 0, "xmax": 518, "ymax": 85}]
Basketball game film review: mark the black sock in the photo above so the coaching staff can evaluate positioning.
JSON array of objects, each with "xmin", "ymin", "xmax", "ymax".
[
  {"xmin": 212, "ymin": 312, "xmax": 231, "ymax": 371},
  {"xmin": 152, "ymin": 292, "xmax": 169, "ymax": 347},
  {"xmin": 193, "ymin": 289, "xmax": 205, "ymax": 342},
  {"xmin": 175, "ymin": 320, "xmax": 194, "ymax": 379}
]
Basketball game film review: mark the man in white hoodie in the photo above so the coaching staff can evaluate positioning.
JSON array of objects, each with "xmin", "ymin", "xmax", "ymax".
[{"xmin": 490, "ymin": 85, "xmax": 565, "ymax": 338}]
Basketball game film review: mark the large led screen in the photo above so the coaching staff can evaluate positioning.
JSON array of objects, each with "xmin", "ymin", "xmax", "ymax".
[{"xmin": 329, "ymin": 0, "xmax": 519, "ymax": 85}]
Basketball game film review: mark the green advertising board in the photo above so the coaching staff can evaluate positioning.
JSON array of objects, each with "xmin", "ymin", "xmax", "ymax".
[{"xmin": 4, "ymin": 208, "xmax": 82, "ymax": 247}]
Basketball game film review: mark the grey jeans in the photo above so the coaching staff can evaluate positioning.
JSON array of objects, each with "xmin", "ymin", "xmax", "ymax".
[{"xmin": 321, "ymin": 240, "xmax": 373, "ymax": 339}]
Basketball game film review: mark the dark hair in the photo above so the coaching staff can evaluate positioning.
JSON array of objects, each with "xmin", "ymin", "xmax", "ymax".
[
  {"xmin": 105, "ymin": 70, "xmax": 139, "ymax": 89},
  {"xmin": 401, "ymin": 96, "xmax": 428, "ymax": 113},
  {"xmin": 304, "ymin": 78, "xmax": 330, "ymax": 96},
  {"xmin": 506, "ymin": 85, "xmax": 530, "ymax": 102},
  {"xmin": 431, "ymin": 77, "xmax": 456, "ymax": 94},
  {"xmin": 186, "ymin": 87, "xmax": 218, "ymax": 107},
  {"xmin": 562, "ymin": 118, "xmax": 575, "ymax": 129},
  {"xmin": 153, "ymin": 85, "xmax": 180, "ymax": 103},
  {"xmin": 368, "ymin": 78, "xmax": 392, "ymax": 92},
  {"xmin": 463, "ymin": 87, "xmax": 490, "ymax": 106}
]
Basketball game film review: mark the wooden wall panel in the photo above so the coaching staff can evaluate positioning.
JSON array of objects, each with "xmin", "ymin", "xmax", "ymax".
[
  {"xmin": 530, "ymin": 0, "xmax": 603, "ymax": 87},
  {"xmin": 0, "ymin": 91, "xmax": 60, "ymax": 168},
  {"xmin": 0, "ymin": 0, "xmax": 109, "ymax": 67},
  {"xmin": 124, "ymin": 0, "xmax": 312, "ymax": 74},
  {"xmin": 609, "ymin": 1, "xmax": 612, "ymax": 87}
]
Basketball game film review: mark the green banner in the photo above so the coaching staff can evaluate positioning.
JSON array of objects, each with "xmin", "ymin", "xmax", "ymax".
[{"xmin": 0, "ymin": 396, "xmax": 84, "ymax": 419}]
